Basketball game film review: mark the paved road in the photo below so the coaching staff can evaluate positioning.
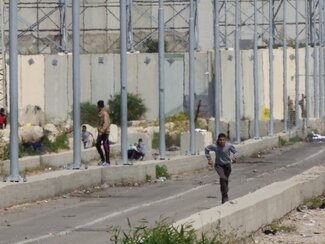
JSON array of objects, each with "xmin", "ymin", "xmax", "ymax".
[{"xmin": 0, "ymin": 142, "xmax": 325, "ymax": 244}]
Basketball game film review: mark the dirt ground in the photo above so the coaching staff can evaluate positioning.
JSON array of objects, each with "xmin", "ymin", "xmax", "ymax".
[{"xmin": 249, "ymin": 199, "xmax": 325, "ymax": 243}]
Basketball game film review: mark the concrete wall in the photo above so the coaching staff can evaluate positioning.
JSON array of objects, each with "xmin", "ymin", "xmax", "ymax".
[{"xmin": 8, "ymin": 47, "xmax": 319, "ymax": 131}]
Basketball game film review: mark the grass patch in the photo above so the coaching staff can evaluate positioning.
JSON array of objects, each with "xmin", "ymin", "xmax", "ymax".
[
  {"xmin": 109, "ymin": 217, "xmax": 238, "ymax": 244},
  {"xmin": 267, "ymin": 223, "xmax": 296, "ymax": 233},
  {"xmin": 278, "ymin": 136, "xmax": 287, "ymax": 147},
  {"xmin": 156, "ymin": 165, "xmax": 170, "ymax": 179},
  {"xmin": 42, "ymin": 134, "xmax": 69, "ymax": 153},
  {"xmin": 304, "ymin": 196, "xmax": 325, "ymax": 209}
]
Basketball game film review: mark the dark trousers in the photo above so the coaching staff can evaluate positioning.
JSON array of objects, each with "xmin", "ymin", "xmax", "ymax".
[
  {"xmin": 96, "ymin": 134, "xmax": 110, "ymax": 163},
  {"xmin": 216, "ymin": 164, "xmax": 232, "ymax": 198}
]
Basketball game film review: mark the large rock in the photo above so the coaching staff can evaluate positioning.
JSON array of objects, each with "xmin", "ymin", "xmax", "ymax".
[
  {"xmin": 19, "ymin": 125, "xmax": 44, "ymax": 144},
  {"xmin": 44, "ymin": 123, "xmax": 59, "ymax": 142},
  {"xmin": 109, "ymin": 124, "xmax": 119, "ymax": 143},
  {"xmin": 19, "ymin": 105, "xmax": 45, "ymax": 127}
]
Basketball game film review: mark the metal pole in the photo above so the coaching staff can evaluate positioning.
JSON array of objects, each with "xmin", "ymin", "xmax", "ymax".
[
  {"xmin": 313, "ymin": 0, "xmax": 319, "ymax": 118},
  {"xmin": 72, "ymin": 0, "xmax": 81, "ymax": 169},
  {"xmin": 253, "ymin": 0, "xmax": 259, "ymax": 138},
  {"xmin": 283, "ymin": 0, "xmax": 288, "ymax": 132},
  {"xmin": 268, "ymin": 0, "xmax": 274, "ymax": 136},
  {"xmin": 235, "ymin": 0, "xmax": 241, "ymax": 143},
  {"xmin": 189, "ymin": 0, "xmax": 195, "ymax": 154},
  {"xmin": 158, "ymin": 0, "xmax": 166, "ymax": 159},
  {"xmin": 320, "ymin": 0, "xmax": 325, "ymax": 117},
  {"xmin": 59, "ymin": 0, "xmax": 67, "ymax": 52},
  {"xmin": 305, "ymin": 0, "xmax": 310, "ymax": 127},
  {"xmin": 295, "ymin": 0, "xmax": 300, "ymax": 127},
  {"xmin": 127, "ymin": 0, "xmax": 134, "ymax": 52},
  {"xmin": 224, "ymin": 0, "xmax": 228, "ymax": 48},
  {"xmin": 1, "ymin": 0, "xmax": 7, "ymax": 110},
  {"xmin": 8, "ymin": 0, "xmax": 21, "ymax": 182},
  {"xmin": 120, "ymin": 0, "xmax": 128, "ymax": 164},
  {"xmin": 214, "ymin": 0, "xmax": 221, "ymax": 138}
]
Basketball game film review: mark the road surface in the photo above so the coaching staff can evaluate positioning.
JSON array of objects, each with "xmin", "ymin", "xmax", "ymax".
[{"xmin": 0, "ymin": 141, "xmax": 324, "ymax": 244}]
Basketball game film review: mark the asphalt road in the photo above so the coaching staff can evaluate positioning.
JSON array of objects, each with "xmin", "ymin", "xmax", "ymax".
[{"xmin": 0, "ymin": 141, "xmax": 325, "ymax": 244}]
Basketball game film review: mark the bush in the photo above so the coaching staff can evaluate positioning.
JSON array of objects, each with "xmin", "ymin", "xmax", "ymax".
[
  {"xmin": 42, "ymin": 134, "xmax": 69, "ymax": 153},
  {"xmin": 109, "ymin": 217, "xmax": 237, "ymax": 244},
  {"xmin": 156, "ymin": 165, "xmax": 170, "ymax": 179},
  {"xmin": 143, "ymin": 37, "xmax": 168, "ymax": 53},
  {"xmin": 80, "ymin": 102, "xmax": 99, "ymax": 127},
  {"xmin": 108, "ymin": 93, "xmax": 147, "ymax": 125}
]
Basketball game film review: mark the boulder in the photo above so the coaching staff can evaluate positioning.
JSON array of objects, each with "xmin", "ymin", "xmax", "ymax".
[
  {"xmin": 19, "ymin": 105, "xmax": 45, "ymax": 127},
  {"xmin": 19, "ymin": 125, "xmax": 44, "ymax": 144},
  {"xmin": 44, "ymin": 123, "xmax": 59, "ymax": 142}
]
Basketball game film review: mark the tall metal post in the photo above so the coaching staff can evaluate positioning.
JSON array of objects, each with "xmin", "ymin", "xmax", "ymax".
[
  {"xmin": 295, "ymin": 0, "xmax": 300, "ymax": 127},
  {"xmin": 127, "ymin": 0, "xmax": 134, "ymax": 52},
  {"xmin": 268, "ymin": 0, "xmax": 274, "ymax": 136},
  {"xmin": 283, "ymin": 0, "xmax": 288, "ymax": 132},
  {"xmin": 224, "ymin": 0, "xmax": 228, "ymax": 48},
  {"xmin": 235, "ymin": 0, "xmax": 241, "ymax": 143},
  {"xmin": 305, "ymin": 0, "xmax": 310, "ymax": 127},
  {"xmin": 158, "ymin": 0, "xmax": 166, "ymax": 159},
  {"xmin": 253, "ymin": 0, "xmax": 259, "ymax": 138},
  {"xmin": 313, "ymin": 0, "xmax": 319, "ymax": 118},
  {"xmin": 1, "ymin": 0, "xmax": 7, "ymax": 110},
  {"xmin": 72, "ymin": 0, "xmax": 81, "ymax": 169},
  {"xmin": 8, "ymin": 0, "xmax": 21, "ymax": 182},
  {"xmin": 320, "ymin": 0, "xmax": 325, "ymax": 117},
  {"xmin": 120, "ymin": 0, "xmax": 128, "ymax": 164},
  {"xmin": 189, "ymin": 0, "xmax": 195, "ymax": 154},
  {"xmin": 214, "ymin": 0, "xmax": 221, "ymax": 138},
  {"xmin": 59, "ymin": 0, "xmax": 67, "ymax": 52}
]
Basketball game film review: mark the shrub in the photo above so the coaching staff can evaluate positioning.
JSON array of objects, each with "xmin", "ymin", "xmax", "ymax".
[
  {"xmin": 108, "ymin": 93, "xmax": 147, "ymax": 125},
  {"xmin": 109, "ymin": 217, "xmax": 237, "ymax": 243},
  {"xmin": 80, "ymin": 102, "xmax": 99, "ymax": 127},
  {"xmin": 156, "ymin": 165, "xmax": 170, "ymax": 179},
  {"xmin": 42, "ymin": 134, "xmax": 69, "ymax": 153},
  {"xmin": 143, "ymin": 37, "xmax": 168, "ymax": 53}
]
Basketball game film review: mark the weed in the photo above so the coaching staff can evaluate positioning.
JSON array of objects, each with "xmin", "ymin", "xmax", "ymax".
[
  {"xmin": 278, "ymin": 136, "xmax": 287, "ymax": 147},
  {"xmin": 304, "ymin": 196, "xmax": 325, "ymax": 209},
  {"xmin": 145, "ymin": 174, "xmax": 152, "ymax": 182},
  {"xmin": 288, "ymin": 136, "xmax": 303, "ymax": 144},
  {"xmin": 156, "ymin": 165, "xmax": 170, "ymax": 179},
  {"xmin": 267, "ymin": 223, "xmax": 296, "ymax": 233},
  {"xmin": 42, "ymin": 134, "xmax": 69, "ymax": 153},
  {"xmin": 108, "ymin": 217, "xmax": 237, "ymax": 244}
]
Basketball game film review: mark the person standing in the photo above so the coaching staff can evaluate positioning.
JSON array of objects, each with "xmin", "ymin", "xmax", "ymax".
[
  {"xmin": 0, "ymin": 108, "xmax": 7, "ymax": 129},
  {"xmin": 96, "ymin": 100, "xmax": 111, "ymax": 166},
  {"xmin": 205, "ymin": 133, "xmax": 239, "ymax": 204},
  {"xmin": 81, "ymin": 125, "xmax": 94, "ymax": 149}
]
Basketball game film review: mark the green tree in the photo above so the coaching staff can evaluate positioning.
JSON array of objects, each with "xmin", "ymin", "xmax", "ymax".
[{"xmin": 108, "ymin": 93, "xmax": 147, "ymax": 125}]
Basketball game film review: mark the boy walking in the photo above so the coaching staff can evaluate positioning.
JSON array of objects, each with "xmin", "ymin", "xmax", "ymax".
[
  {"xmin": 205, "ymin": 133, "xmax": 239, "ymax": 204},
  {"xmin": 96, "ymin": 100, "xmax": 111, "ymax": 166}
]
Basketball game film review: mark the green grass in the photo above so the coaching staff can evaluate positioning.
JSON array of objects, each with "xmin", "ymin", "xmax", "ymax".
[
  {"xmin": 304, "ymin": 196, "xmax": 325, "ymax": 209},
  {"xmin": 109, "ymin": 218, "xmax": 238, "ymax": 244},
  {"xmin": 155, "ymin": 165, "xmax": 170, "ymax": 179}
]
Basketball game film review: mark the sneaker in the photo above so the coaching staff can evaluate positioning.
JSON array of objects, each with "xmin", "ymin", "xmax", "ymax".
[
  {"xmin": 97, "ymin": 160, "xmax": 105, "ymax": 166},
  {"xmin": 102, "ymin": 162, "xmax": 110, "ymax": 166}
]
